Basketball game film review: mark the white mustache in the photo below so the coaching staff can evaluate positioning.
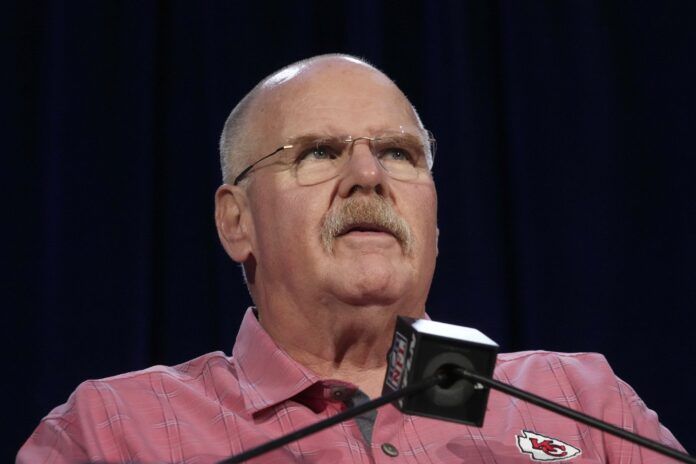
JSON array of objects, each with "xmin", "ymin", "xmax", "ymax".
[{"xmin": 320, "ymin": 196, "xmax": 414, "ymax": 254}]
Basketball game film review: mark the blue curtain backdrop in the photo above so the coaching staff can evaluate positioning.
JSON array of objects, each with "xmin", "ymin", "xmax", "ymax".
[{"xmin": 5, "ymin": 1, "xmax": 696, "ymax": 460}]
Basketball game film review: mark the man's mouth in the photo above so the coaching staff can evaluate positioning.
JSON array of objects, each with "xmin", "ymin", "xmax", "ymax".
[{"xmin": 337, "ymin": 222, "xmax": 395, "ymax": 237}]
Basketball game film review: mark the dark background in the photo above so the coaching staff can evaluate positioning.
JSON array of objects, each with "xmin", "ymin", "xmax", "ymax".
[{"xmin": 5, "ymin": 1, "xmax": 695, "ymax": 461}]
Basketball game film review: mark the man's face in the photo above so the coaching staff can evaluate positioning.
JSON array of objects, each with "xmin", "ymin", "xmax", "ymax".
[{"xmin": 241, "ymin": 62, "xmax": 438, "ymax": 313}]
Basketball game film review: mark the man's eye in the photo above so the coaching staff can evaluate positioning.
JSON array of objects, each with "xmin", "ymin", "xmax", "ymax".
[
  {"xmin": 380, "ymin": 148, "xmax": 414, "ymax": 164},
  {"xmin": 298, "ymin": 145, "xmax": 341, "ymax": 162}
]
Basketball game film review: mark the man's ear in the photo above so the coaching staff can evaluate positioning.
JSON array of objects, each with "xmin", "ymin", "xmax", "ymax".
[{"xmin": 215, "ymin": 184, "xmax": 253, "ymax": 263}]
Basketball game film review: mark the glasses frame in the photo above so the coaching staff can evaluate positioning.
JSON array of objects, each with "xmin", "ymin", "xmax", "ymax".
[{"xmin": 232, "ymin": 132, "xmax": 436, "ymax": 186}]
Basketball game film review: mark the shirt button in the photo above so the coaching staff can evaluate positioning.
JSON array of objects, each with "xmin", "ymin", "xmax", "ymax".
[
  {"xmin": 381, "ymin": 443, "xmax": 399, "ymax": 457},
  {"xmin": 331, "ymin": 388, "xmax": 346, "ymax": 400}
]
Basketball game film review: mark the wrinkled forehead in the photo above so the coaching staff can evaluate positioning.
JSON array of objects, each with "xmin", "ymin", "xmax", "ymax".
[{"xmin": 249, "ymin": 63, "xmax": 426, "ymax": 149}]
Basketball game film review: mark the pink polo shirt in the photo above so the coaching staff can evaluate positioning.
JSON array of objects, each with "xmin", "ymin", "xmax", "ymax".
[{"xmin": 18, "ymin": 308, "xmax": 685, "ymax": 463}]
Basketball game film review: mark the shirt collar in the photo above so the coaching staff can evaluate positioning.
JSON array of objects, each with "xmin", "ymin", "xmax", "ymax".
[
  {"xmin": 232, "ymin": 307, "xmax": 430, "ymax": 416},
  {"xmin": 232, "ymin": 307, "xmax": 323, "ymax": 416}
]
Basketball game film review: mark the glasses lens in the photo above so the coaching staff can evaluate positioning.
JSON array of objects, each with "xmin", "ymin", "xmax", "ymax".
[
  {"xmin": 295, "ymin": 138, "xmax": 346, "ymax": 185},
  {"xmin": 371, "ymin": 136, "xmax": 432, "ymax": 181}
]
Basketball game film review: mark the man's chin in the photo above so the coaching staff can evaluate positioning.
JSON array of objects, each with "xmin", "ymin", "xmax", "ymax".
[
  {"xmin": 327, "ymin": 264, "xmax": 410, "ymax": 304},
  {"xmin": 334, "ymin": 290, "xmax": 401, "ymax": 308}
]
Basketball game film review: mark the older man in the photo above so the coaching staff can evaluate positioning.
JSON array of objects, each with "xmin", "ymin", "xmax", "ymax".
[{"xmin": 19, "ymin": 55, "xmax": 684, "ymax": 463}]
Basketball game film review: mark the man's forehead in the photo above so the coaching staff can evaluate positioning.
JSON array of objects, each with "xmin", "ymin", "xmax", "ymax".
[{"xmin": 252, "ymin": 60, "xmax": 422, "ymax": 142}]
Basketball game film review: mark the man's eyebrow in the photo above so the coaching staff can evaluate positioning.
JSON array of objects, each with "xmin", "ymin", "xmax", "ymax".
[
  {"xmin": 285, "ymin": 132, "xmax": 339, "ymax": 145},
  {"xmin": 285, "ymin": 130, "xmax": 428, "ymax": 145},
  {"xmin": 381, "ymin": 132, "xmax": 426, "ymax": 144}
]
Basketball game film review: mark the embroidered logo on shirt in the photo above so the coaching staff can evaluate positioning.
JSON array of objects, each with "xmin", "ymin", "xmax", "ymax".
[{"xmin": 516, "ymin": 430, "xmax": 581, "ymax": 461}]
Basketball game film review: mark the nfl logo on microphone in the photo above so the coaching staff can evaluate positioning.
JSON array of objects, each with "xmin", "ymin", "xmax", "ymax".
[{"xmin": 386, "ymin": 331, "xmax": 409, "ymax": 391}]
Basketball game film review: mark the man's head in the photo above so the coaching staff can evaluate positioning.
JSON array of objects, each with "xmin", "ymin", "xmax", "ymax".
[
  {"xmin": 219, "ymin": 55, "xmax": 430, "ymax": 186},
  {"xmin": 215, "ymin": 54, "xmax": 438, "ymax": 327}
]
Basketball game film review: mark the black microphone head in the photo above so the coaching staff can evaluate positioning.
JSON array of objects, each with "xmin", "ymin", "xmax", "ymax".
[{"xmin": 383, "ymin": 316, "xmax": 499, "ymax": 427}]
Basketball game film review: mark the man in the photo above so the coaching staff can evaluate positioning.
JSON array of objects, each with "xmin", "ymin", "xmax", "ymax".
[{"xmin": 18, "ymin": 54, "xmax": 684, "ymax": 463}]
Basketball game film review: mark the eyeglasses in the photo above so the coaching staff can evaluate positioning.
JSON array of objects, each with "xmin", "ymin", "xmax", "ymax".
[{"xmin": 232, "ymin": 130, "xmax": 436, "ymax": 186}]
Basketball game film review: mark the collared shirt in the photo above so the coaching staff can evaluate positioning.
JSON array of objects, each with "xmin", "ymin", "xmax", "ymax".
[{"xmin": 18, "ymin": 308, "xmax": 684, "ymax": 463}]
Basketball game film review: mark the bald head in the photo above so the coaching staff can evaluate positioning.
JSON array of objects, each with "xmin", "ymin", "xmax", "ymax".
[{"xmin": 218, "ymin": 54, "xmax": 427, "ymax": 184}]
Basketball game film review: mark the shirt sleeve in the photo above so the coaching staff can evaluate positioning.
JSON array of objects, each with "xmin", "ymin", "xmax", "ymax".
[
  {"xmin": 17, "ymin": 381, "xmax": 108, "ymax": 464},
  {"xmin": 566, "ymin": 352, "xmax": 686, "ymax": 462},
  {"xmin": 606, "ymin": 374, "xmax": 686, "ymax": 462},
  {"xmin": 16, "ymin": 399, "xmax": 89, "ymax": 463}
]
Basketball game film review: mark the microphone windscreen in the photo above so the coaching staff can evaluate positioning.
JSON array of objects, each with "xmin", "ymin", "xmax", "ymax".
[{"xmin": 382, "ymin": 317, "xmax": 499, "ymax": 426}]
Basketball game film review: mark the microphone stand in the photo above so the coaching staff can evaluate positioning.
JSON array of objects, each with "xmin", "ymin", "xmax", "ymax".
[{"xmin": 219, "ymin": 367, "xmax": 695, "ymax": 464}]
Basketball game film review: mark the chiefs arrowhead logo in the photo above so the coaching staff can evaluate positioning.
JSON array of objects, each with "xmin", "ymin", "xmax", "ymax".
[{"xmin": 516, "ymin": 430, "xmax": 581, "ymax": 461}]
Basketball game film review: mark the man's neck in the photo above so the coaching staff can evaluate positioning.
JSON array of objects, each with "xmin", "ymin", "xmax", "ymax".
[{"xmin": 257, "ymin": 300, "xmax": 422, "ymax": 398}]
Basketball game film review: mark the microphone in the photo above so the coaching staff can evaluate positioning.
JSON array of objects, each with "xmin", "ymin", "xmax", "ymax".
[{"xmin": 382, "ymin": 316, "xmax": 499, "ymax": 426}]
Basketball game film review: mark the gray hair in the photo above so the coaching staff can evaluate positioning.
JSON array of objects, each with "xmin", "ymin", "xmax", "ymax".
[{"xmin": 219, "ymin": 87, "xmax": 261, "ymax": 185}]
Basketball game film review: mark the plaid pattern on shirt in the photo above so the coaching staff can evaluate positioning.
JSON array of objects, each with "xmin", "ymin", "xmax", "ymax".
[{"xmin": 18, "ymin": 308, "xmax": 685, "ymax": 463}]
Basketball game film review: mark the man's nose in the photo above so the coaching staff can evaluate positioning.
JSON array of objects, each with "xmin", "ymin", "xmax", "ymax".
[{"xmin": 336, "ymin": 139, "xmax": 391, "ymax": 197}]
